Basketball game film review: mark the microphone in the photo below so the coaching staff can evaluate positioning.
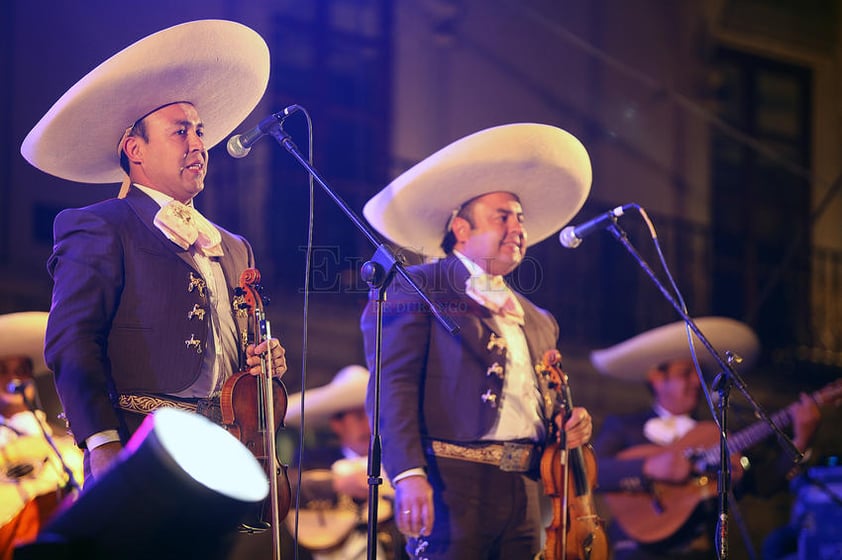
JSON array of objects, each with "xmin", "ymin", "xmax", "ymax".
[
  {"xmin": 559, "ymin": 203, "xmax": 636, "ymax": 249},
  {"xmin": 226, "ymin": 105, "xmax": 302, "ymax": 158},
  {"xmin": 6, "ymin": 378, "xmax": 31, "ymax": 394}
]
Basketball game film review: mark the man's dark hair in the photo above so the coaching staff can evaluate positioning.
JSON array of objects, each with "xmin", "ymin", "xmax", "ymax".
[{"xmin": 119, "ymin": 118, "xmax": 149, "ymax": 175}]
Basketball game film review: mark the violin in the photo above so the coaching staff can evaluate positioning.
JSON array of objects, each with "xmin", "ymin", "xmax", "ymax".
[
  {"xmin": 219, "ymin": 268, "xmax": 291, "ymax": 559},
  {"xmin": 537, "ymin": 350, "xmax": 608, "ymax": 560}
]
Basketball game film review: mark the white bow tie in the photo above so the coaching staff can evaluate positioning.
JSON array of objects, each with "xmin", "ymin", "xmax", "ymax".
[
  {"xmin": 643, "ymin": 414, "xmax": 697, "ymax": 445},
  {"xmin": 153, "ymin": 200, "xmax": 223, "ymax": 257},
  {"xmin": 465, "ymin": 274, "xmax": 524, "ymax": 325}
]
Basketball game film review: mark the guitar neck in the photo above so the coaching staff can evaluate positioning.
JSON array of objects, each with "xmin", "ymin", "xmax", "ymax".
[
  {"xmin": 699, "ymin": 407, "xmax": 791, "ymax": 466},
  {"xmin": 698, "ymin": 382, "xmax": 836, "ymax": 465}
]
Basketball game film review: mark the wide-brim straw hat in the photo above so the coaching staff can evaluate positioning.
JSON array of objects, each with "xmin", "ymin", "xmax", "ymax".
[
  {"xmin": 590, "ymin": 316, "xmax": 760, "ymax": 381},
  {"xmin": 286, "ymin": 365, "xmax": 369, "ymax": 428},
  {"xmin": 363, "ymin": 123, "xmax": 592, "ymax": 259},
  {"xmin": 21, "ymin": 19, "xmax": 270, "ymax": 185},
  {"xmin": 0, "ymin": 312, "xmax": 50, "ymax": 376}
]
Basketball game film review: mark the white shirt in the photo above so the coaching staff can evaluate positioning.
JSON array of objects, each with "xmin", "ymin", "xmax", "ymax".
[{"xmin": 454, "ymin": 252, "xmax": 544, "ymax": 443}]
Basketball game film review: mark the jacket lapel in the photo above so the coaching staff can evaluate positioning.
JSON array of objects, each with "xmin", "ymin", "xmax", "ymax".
[{"xmin": 124, "ymin": 188, "xmax": 199, "ymax": 272}]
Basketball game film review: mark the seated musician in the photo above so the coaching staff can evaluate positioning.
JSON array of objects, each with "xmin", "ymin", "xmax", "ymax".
[
  {"xmin": 0, "ymin": 312, "xmax": 83, "ymax": 560},
  {"xmin": 590, "ymin": 317, "xmax": 822, "ymax": 560},
  {"xmin": 283, "ymin": 365, "xmax": 406, "ymax": 560},
  {"xmin": 0, "ymin": 311, "xmax": 71, "ymax": 443}
]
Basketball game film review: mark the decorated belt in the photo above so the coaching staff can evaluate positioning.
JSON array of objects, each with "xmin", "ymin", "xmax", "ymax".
[
  {"xmin": 424, "ymin": 439, "xmax": 540, "ymax": 473},
  {"xmin": 117, "ymin": 393, "xmax": 222, "ymax": 424}
]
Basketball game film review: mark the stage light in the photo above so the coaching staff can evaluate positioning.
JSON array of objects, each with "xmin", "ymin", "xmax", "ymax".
[{"xmin": 15, "ymin": 408, "xmax": 269, "ymax": 560}]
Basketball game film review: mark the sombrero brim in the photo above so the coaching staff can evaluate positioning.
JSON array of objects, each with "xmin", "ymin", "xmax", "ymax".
[
  {"xmin": 590, "ymin": 317, "xmax": 760, "ymax": 381},
  {"xmin": 0, "ymin": 312, "xmax": 50, "ymax": 376},
  {"xmin": 363, "ymin": 123, "xmax": 592, "ymax": 258},
  {"xmin": 286, "ymin": 365, "xmax": 369, "ymax": 428},
  {"xmin": 21, "ymin": 19, "xmax": 270, "ymax": 184}
]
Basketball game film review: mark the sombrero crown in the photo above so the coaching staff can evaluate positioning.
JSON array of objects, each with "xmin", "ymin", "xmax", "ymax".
[
  {"xmin": 363, "ymin": 123, "xmax": 592, "ymax": 258},
  {"xmin": 21, "ymin": 19, "xmax": 270, "ymax": 184},
  {"xmin": 0, "ymin": 312, "xmax": 50, "ymax": 376}
]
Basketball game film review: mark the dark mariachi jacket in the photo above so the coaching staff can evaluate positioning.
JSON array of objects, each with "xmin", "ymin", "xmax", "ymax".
[
  {"xmin": 360, "ymin": 254, "xmax": 560, "ymax": 479},
  {"xmin": 45, "ymin": 188, "xmax": 253, "ymax": 446}
]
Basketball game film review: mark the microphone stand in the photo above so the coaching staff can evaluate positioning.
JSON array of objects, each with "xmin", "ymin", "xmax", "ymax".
[
  {"xmin": 265, "ymin": 124, "xmax": 459, "ymax": 560},
  {"xmin": 603, "ymin": 221, "xmax": 803, "ymax": 559},
  {"xmin": 21, "ymin": 387, "xmax": 82, "ymax": 495}
]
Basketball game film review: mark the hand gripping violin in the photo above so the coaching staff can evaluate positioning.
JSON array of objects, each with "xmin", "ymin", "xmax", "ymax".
[
  {"xmin": 536, "ymin": 350, "xmax": 608, "ymax": 560},
  {"xmin": 220, "ymin": 268, "xmax": 291, "ymax": 560}
]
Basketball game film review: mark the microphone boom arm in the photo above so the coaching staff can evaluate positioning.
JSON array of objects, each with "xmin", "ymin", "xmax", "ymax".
[{"xmin": 264, "ymin": 121, "xmax": 458, "ymax": 560}]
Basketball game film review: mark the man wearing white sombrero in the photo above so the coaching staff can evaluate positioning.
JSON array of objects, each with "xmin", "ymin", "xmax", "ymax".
[
  {"xmin": 0, "ymin": 312, "xmax": 52, "ymax": 443},
  {"xmin": 589, "ymin": 317, "xmax": 821, "ymax": 559},
  {"xmin": 359, "ymin": 123, "xmax": 595, "ymax": 558},
  {"xmin": 0, "ymin": 312, "xmax": 84, "ymax": 558},
  {"xmin": 20, "ymin": 20, "xmax": 288, "ymax": 483},
  {"xmin": 284, "ymin": 365, "xmax": 406, "ymax": 560}
]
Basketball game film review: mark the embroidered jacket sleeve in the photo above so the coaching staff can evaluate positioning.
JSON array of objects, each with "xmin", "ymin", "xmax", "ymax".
[
  {"xmin": 46, "ymin": 206, "xmax": 128, "ymax": 446},
  {"xmin": 360, "ymin": 267, "xmax": 433, "ymax": 479}
]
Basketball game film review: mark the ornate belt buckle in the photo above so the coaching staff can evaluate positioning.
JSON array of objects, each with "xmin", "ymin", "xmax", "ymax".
[{"xmin": 499, "ymin": 442, "xmax": 530, "ymax": 472}]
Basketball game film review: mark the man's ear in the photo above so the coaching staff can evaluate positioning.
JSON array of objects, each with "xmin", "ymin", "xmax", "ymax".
[
  {"xmin": 645, "ymin": 367, "xmax": 664, "ymax": 385},
  {"xmin": 328, "ymin": 415, "xmax": 343, "ymax": 433},
  {"xmin": 451, "ymin": 216, "xmax": 471, "ymax": 243},
  {"xmin": 122, "ymin": 136, "xmax": 143, "ymax": 165}
]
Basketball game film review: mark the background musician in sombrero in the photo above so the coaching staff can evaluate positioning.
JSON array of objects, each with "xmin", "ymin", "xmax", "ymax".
[
  {"xmin": 359, "ymin": 123, "xmax": 595, "ymax": 559},
  {"xmin": 0, "ymin": 311, "xmax": 83, "ymax": 560},
  {"xmin": 0, "ymin": 312, "xmax": 53, "ymax": 444},
  {"xmin": 20, "ymin": 20, "xmax": 288, "ymax": 483},
  {"xmin": 590, "ymin": 317, "xmax": 823, "ymax": 560},
  {"xmin": 283, "ymin": 365, "xmax": 407, "ymax": 560}
]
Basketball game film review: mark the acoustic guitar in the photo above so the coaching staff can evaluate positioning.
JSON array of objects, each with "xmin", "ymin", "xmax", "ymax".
[
  {"xmin": 603, "ymin": 379, "xmax": 842, "ymax": 544},
  {"xmin": 285, "ymin": 467, "xmax": 393, "ymax": 552},
  {"xmin": 0, "ymin": 433, "xmax": 83, "ymax": 559}
]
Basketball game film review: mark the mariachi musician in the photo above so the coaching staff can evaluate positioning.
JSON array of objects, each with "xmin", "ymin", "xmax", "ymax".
[
  {"xmin": 283, "ymin": 365, "xmax": 406, "ymax": 560},
  {"xmin": 21, "ymin": 19, "xmax": 288, "ymax": 485},
  {"xmin": 0, "ymin": 312, "xmax": 82, "ymax": 559},
  {"xmin": 590, "ymin": 317, "xmax": 822, "ymax": 560},
  {"xmin": 359, "ymin": 123, "xmax": 595, "ymax": 559}
]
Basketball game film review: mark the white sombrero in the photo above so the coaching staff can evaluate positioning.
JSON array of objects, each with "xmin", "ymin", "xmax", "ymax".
[
  {"xmin": 21, "ymin": 19, "xmax": 270, "ymax": 185},
  {"xmin": 286, "ymin": 365, "xmax": 369, "ymax": 428},
  {"xmin": 590, "ymin": 317, "xmax": 760, "ymax": 381},
  {"xmin": 363, "ymin": 123, "xmax": 592, "ymax": 258},
  {"xmin": 0, "ymin": 312, "xmax": 50, "ymax": 376}
]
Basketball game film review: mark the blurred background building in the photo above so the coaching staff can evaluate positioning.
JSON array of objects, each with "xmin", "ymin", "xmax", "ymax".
[{"xmin": 2, "ymin": 1, "xmax": 841, "ymax": 556}]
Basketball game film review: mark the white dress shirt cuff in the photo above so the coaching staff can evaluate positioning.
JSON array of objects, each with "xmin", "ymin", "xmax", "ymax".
[
  {"xmin": 392, "ymin": 467, "xmax": 426, "ymax": 484},
  {"xmin": 86, "ymin": 429, "xmax": 121, "ymax": 450}
]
